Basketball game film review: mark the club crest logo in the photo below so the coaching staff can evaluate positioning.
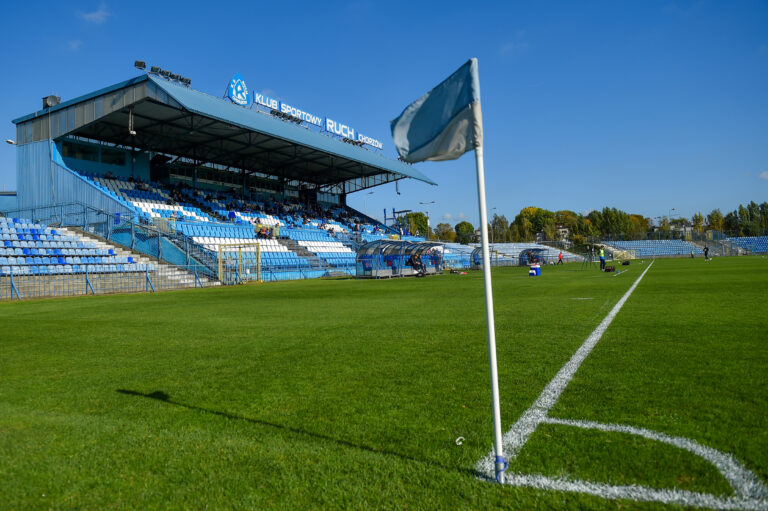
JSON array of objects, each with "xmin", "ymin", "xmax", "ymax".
[{"xmin": 227, "ymin": 73, "xmax": 250, "ymax": 107}]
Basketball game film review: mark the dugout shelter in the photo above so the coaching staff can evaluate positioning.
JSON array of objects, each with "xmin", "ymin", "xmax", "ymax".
[{"xmin": 356, "ymin": 240, "xmax": 444, "ymax": 278}]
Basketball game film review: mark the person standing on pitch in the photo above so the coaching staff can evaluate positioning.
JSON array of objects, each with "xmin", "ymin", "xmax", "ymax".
[
  {"xmin": 557, "ymin": 251, "xmax": 564, "ymax": 265},
  {"xmin": 704, "ymin": 245, "xmax": 710, "ymax": 261},
  {"xmin": 599, "ymin": 246, "xmax": 606, "ymax": 271}
]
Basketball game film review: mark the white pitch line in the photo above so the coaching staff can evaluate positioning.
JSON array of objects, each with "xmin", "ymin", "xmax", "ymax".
[
  {"xmin": 478, "ymin": 261, "xmax": 655, "ymax": 470},
  {"xmin": 475, "ymin": 259, "xmax": 768, "ymax": 510},
  {"xmin": 502, "ymin": 473, "xmax": 767, "ymax": 511},
  {"xmin": 544, "ymin": 417, "xmax": 768, "ymax": 501}
]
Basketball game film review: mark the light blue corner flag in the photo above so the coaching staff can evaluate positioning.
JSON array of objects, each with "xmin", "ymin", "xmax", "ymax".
[
  {"xmin": 390, "ymin": 58, "xmax": 483, "ymax": 163},
  {"xmin": 391, "ymin": 58, "xmax": 508, "ymax": 485}
]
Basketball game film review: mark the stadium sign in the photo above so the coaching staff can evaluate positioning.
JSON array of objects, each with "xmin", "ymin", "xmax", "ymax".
[
  {"xmin": 325, "ymin": 118, "xmax": 384, "ymax": 150},
  {"xmin": 245, "ymin": 81, "xmax": 384, "ymax": 150},
  {"xmin": 254, "ymin": 91, "xmax": 324, "ymax": 127},
  {"xmin": 227, "ymin": 73, "xmax": 251, "ymax": 107}
]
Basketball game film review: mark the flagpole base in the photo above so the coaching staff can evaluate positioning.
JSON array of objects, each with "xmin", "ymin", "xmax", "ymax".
[{"xmin": 495, "ymin": 455, "xmax": 509, "ymax": 484}]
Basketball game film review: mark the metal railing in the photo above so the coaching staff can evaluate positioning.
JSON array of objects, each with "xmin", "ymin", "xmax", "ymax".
[
  {"xmin": 0, "ymin": 202, "xmax": 353, "ymax": 296},
  {"xmin": 2, "ymin": 202, "xmax": 218, "ymax": 277}
]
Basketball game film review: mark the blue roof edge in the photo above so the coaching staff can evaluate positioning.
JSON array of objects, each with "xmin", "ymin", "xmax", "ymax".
[{"xmin": 11, "ymin": 73, "xmax": 436, "ymax": 186}]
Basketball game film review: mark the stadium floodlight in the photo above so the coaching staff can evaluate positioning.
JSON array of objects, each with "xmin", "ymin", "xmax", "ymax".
[
  {"xmin": 160, "ymin": 70, "xmax": 172, "ymax": 78},
  {"xmin": 134, "ymin": 60, "xmax": 146, "ymax": 70},
  {"xmin": 180, "ymin": 77, "xmax": 191, "ymax": 86},
  {"xmin": 150, "ymin": 66, "xmax": 162, "ymax": 74},
  {"xmin": 5, "ymin": 139, "xmax": 15, "ymax": 145},
  {"xmin": 170, "ymin": 73, "xmax": 182, "ymax": 81}
]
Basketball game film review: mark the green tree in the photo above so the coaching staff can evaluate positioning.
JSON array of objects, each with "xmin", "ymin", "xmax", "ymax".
[
  {"xmin": 454, "ymin": 221, "xmax": 475, "ymax": 244},
  {"xmin": 543, "ymin": 222, "xmax": 558, "ymax": 241},
  {"xmin": 517, "ymin": 217, "xmax": 534, "ymax": 241},
  {"xmin": 659, "ymin": 217, "xmax": 671, "ymax": 237},
  {"xmin": 629, "ymin": 214, "xmax": 650, "ymax": 237},
  {"xmin": 692, "ymin": 212, "xmax": 705, "ymax": 232},
  {"xmin": 434, "ymin": 222, "xmax": 455, "ymax": 242},
  {"xmin": 490, "ymin": 213, "xmax": 510, "ymax": 243},
  {"xmin": 706, "ymin": 209, "xmax": 724, "ymax": 231},
  {"xmin": 399, "ymin": 212, "xmax": 428, "ymax": 237},
  {"xmin": 571, "ymin": 233, "xmax": 587, "ymax": 246},
  {"xmin": 760, "ymin": 202, "xmax": 768, "ymax": 231},
  {"xmin": 587, "ymin": 210, "xmax": 604, "ymax": 235},
  {"xmin": 724, "ymin": 210, "xmax": 740, "ymax": 234},
  {"xmin": 744, "ymin": 201, "xmax": 761, "ymax": 235},
  {"xmin": 556, "ymin": 210, "xmax": 578, "ymax": 230},
  {"xmin": 511, "ymin": 206, "xmax": 547, "ymax": 241}
]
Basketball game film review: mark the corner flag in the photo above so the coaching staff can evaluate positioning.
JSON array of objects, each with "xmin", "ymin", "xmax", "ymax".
[
  {"xmin": 390, "ymin": 59, "xmax": 507, "ymax": 484},
  {"xmin": 390, "ymin": 58, "xmax": 483, "ymax": 163}
]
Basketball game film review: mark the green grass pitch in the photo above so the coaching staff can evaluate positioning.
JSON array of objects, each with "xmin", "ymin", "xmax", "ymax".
[{"xmin": 1, "ymin": 256, "xmax": 766, "ymax": 509}]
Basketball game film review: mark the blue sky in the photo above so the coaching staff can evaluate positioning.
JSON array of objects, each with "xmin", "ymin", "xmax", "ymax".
[{"xmin": 1, "ymin": 1, "xmax": 766, "ymax": 226}]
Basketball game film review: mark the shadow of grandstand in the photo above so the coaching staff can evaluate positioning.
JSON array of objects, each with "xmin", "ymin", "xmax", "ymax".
[{"xmin": 116, "ymin": 389, "xmax": 480, "ymax": 479}]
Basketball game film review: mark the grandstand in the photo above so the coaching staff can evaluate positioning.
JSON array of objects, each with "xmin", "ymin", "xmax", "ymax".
[
  {"xmin": 604, "ymin": 240, "xmax": 703, "ymax": 258},
  {"xmin": 1, "ymin": 216, "xmax": 142, "ymax": 275},
  {"xmin": 83, "ymin": 174, "xmax": 215, "ymax": 223},
  {"xmin": 726, "ymin": 236, "xmax": 768, "ymax": 254},
  {"xmin": 5, "ymin": 72, "xmax": 437, "ymax": 295},
  {"xmin": 0, "ymin": 215, "xmax": 212, "ymax": 299},
  {"xmin": 443, "ymin": 243, "xmax": 474, "ymax": 269}
]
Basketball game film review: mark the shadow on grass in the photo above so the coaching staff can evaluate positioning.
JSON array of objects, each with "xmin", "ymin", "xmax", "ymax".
[{"xmin": 116, "ymin": 389, "xmax": 483, "ymax": 480}]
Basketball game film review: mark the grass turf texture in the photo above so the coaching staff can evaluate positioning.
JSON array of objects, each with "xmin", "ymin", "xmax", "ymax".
[{"xmin": 1, "ymin": 257, "xmax": 766, "ymax": 509}]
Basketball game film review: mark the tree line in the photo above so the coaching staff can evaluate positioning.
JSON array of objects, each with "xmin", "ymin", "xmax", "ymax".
[{"xmin": 416, "ymin": 201, "xmax": 768, "ymax": 244}]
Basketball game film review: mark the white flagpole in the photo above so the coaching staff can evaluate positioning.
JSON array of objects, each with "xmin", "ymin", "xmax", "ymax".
[{"xmin": 473, "ymin": 144, "xmax": 506, "ymax": 484}]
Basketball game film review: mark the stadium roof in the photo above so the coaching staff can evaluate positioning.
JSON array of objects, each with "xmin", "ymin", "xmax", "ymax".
[{"xmin": 13, "ymin": 75, "xmax": 436, "ymax": 193}]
